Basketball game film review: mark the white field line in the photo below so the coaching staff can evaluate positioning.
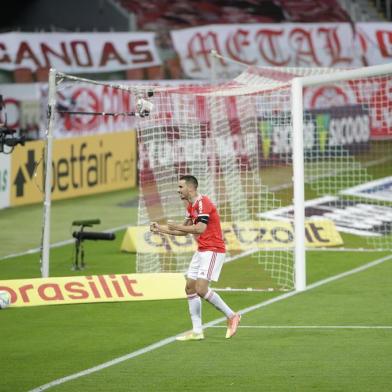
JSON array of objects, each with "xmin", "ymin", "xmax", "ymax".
[
  {"xmin": 28, "ymin": 253, "xmax": 392, "ymax": 392},
  {"xmin": 209, "ymin": 325, "xmax": 392, "ymax": 330}
]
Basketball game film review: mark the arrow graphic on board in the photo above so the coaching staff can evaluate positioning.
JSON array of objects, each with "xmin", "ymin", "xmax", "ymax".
[
  {"xmin": 14, "ymin": 168, "xmax": 26, "ymax": 197},
  {"xmin": 13, "ymin": 149, "xmax": 37, "ymax": 197},
  {"xmin": 25, "ymin": 149, "xmax": 36, "ymax": 179}
]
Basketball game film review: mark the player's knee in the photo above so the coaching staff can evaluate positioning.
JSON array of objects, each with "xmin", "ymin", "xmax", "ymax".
[
  {"xmin": 185, "ymin": 286, "xmax": 195, "ymax": 295},
  {"xmin": 185, "ymin": 281, "xmax": 196, "ymax": 295},
  {"xmin": 196, "ymin": 288, "xmax": 208, "ymax": 298},
  {"xmin": 195, "ymin": 281, "xmax": 208, "ymax": 297}
]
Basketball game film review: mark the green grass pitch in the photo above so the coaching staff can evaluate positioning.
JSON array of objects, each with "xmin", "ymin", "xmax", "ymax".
[{"xmin": 0, "ymin": 189, "xmax": 391, "ymax": 391}]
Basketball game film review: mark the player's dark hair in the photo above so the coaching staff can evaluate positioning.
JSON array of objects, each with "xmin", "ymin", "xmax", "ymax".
[{"xmin": 180, "ymin": 175, "xmax": 198, "ymax": 189}]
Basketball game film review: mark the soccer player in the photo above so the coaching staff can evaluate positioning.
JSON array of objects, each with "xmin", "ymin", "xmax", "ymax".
[{"xmin": 150, "ymin": 175, "xmax": 241, "ymax": 341}]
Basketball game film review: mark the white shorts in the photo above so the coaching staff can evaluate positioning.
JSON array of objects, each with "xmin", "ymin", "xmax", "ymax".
[{"xmin": 186, "ymin": 251, "xmax": 225, "ymax": 282}]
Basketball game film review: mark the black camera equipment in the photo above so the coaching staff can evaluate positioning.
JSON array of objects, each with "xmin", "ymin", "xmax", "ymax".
[
  {"xmin": 71, "ymin": 219, "xmax": 116, "ymax": 270},
  {"xmin": 72, "ymin": 231, "xmax": 115, "ymax": 241},
  {"xmin": 0, "ymin": 127, "xmax": 26, "ymax": 153},
  {"xmin": 71, "ymin": 219, "xmax": 101, "ymax": 227},
  {"xmin": 0, "ymin": 95, "xmax": 25, "ymax": 153}
]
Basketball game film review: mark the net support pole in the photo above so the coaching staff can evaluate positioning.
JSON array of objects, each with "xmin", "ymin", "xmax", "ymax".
[
  {"xmin": 291, "ymin": 77, "xmax": 306, "ymax": 292},
  {"xmin": 40, "ymin": 68, "xmax": 57, "ymax": 278}
]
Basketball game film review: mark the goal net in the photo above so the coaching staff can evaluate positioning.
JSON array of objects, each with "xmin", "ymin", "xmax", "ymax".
[
  {"xmin": 40, "ymin": 65, "xmax": 392, "ymax": 291},
  {"xmin": 136, "ymin": 63, "xmax": 392, "ymax": 291},
  {"xmin": 135, "ymin": 83, "xmax": 290, "ymax": 290}
]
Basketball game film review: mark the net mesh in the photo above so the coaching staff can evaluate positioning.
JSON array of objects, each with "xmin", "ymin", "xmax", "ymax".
[
  {"xmin": 136, "ymin": 64, "xmax": 392, "ymax": 291},
  {"xmin": 40, "ymin": 67, "xmax": 392, "ymax": 289},
  {"xmin": 136, "ymin": 74, "xmax": 293, "ymax": 289},
  {"xmin": 250, "ymin": 66, "xmax": 392, "ymax": 251},
  {"xmin": 302, "ymin": 75, "xmax": 392, "ymax": 250}
]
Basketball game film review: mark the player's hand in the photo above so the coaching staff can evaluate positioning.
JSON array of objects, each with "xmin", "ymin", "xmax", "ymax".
[{"xmin": 150, "ymin": 222, "xmax": 159, "ymax": 233}]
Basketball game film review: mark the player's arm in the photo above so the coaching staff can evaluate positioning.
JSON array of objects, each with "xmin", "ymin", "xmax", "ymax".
[
  {"xmin": 150, "ymin": 221, "xmax": 189, "ymax": 236},
  {"xmin": 149, "ymin": 214, "xmax": 194, "ymax": 236},
  {"xmin": 169, "ymin": 212, "xmax": 209, "ymax": 234},
  {"xmin": 168, "ymin": 219, "xmax": 207, "ymax": 235}
]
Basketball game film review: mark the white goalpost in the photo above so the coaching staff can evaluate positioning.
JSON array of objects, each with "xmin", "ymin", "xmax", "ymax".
[
  {"xmin": 40, "ymin": 69, "xmax": 56, "ymax": 278},
  {"xmin": 40, "ymin": 68, "xmax": 154, "ymax": 277},
  {"xmin": 40, "ymin": 63, "xmax": 392, "ymax": 293},
  {"xmin": 291, "ymin": 62, "xmax": 392, "ymax": 291}
]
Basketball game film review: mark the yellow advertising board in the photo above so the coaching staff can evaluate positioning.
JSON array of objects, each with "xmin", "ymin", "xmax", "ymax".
[
  {"xmin": 10, "ymin": 131, "xmax": 136, "ymax": 206},
  {"xmin": 121, "ymin": 219, "xmax": 343, "ymax": 253},
  {"xmin": 0, "ymin": 273, "xmax": 185, "ymax": 307}
]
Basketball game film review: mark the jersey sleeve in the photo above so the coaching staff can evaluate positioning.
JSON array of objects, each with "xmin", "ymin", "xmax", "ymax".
[{"xmin": 196, "ymin": 197, "xmax": 213, "ymax": 224}]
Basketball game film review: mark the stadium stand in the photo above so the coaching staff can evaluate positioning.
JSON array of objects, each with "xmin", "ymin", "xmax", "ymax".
[
  {"xmin": 117, "ymin": 0, "xmax": 354, "ymax": 30},
  {"xmin": 118, "ymin": 0, "xmax": 286, "ymax": 29},
  {"xmin": 0, "ymin": 0, "xmax": 389, "ymax": 83},
  {"xmin": 339, "ymin": 0, "xmax": 384, "ymax": 21},
  {"xmin": 275, "ymin": 0, "xmax": 350, "ymax": 22}
]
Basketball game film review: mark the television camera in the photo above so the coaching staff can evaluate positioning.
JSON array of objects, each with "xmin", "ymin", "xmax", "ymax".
[
  {"xmin": 0, "ymin": 95, "xmax": 25, "ymax": 153},
  {"xmin": 71, "ymin": 219, "xmax": 116, "ymax": 270}
]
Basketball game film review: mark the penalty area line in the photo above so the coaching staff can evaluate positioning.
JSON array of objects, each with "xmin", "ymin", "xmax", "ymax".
[{"xmin": 28, "ymin": 253, "xmax": 392, "ymax": 392}]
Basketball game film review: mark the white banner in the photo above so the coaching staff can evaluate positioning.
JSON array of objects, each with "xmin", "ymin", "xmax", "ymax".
[
  {"xmin": 357, "ymin": 23, "xmax": 392, "ymax": 65},
  {"xmin": 0, "ymin": 32, "xmax": 161, "ymax": 73},
  {"xmin": 171, "ymin": 23, "xmax": 362, "ymax": 79}
]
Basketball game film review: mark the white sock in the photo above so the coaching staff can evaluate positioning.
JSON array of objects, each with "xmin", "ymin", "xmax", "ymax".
[
  {"xmin": 187, "ymin": 293, "xmax": 202, "ymax": 334},
  {"xmin": 203, "ymin": 288, "xmax": 235, "ymax": 319}
]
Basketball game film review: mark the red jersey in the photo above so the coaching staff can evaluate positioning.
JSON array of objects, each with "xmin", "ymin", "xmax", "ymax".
[{"xmin": 186, "ymin": 195, "xmax": 225, "ymax": 253}]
